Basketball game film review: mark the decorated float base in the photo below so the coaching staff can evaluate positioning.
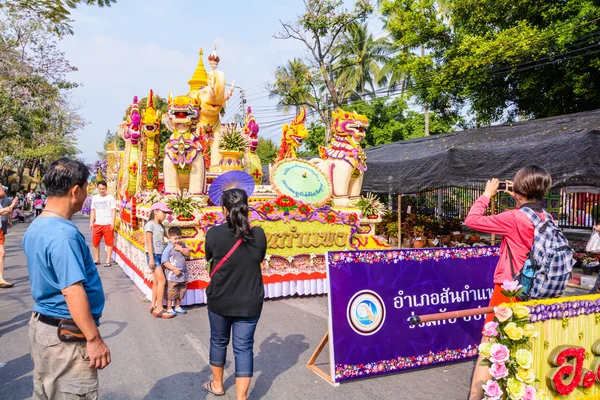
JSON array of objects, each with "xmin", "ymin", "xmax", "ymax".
[{"xmin": 113, "ymin": 196, "xmax": 388, "ymax": 305}]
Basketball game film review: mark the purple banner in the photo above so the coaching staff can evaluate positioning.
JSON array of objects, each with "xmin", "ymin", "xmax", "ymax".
[{"xmin": 326, "ymin": 247, "xmax": 498, "ymax": 383}]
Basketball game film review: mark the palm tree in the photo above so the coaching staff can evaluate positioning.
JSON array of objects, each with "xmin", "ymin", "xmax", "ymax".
[
  {"xmin": 268, "ymin": 58, "xmax": 318, "ymax": 114},
  {"xmin": 334, "ymin": 23, "xmax": 393, "ymax": 101}
]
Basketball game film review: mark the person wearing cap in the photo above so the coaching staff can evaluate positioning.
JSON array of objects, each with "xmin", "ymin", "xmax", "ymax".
[
  {"xmin": 0, "ymin": 184, "xmax": 18, "ymax": 288},
  {"xmin": 145, "ymin": 202, "xmax": 175, "ymax": 319},
  {"xmin": 22, "ymin": 158, "xmax": 110, "ymax": 399}
]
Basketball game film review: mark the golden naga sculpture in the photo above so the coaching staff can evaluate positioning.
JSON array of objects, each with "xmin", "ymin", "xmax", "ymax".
[
  {"xmin": 313, "ymin": 108, "xmax": 369, "ymax": 206},
  {"xmin": 191, "ymin": 46, "xmax": 235, "ymax": 172},
  {"xmin": 276, "ymin": 107, "xmax": 308, "ymax": 161},
  {"xmin": 141, "ymin": 89, "xmax": 161, "ymax": 190}
]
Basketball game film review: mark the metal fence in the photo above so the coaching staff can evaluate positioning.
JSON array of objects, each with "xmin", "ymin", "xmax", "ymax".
[
  {"xmin": 559, "ymin": 192, "xmax": 600, "ymax": 229},
  {"xmin": 403, "ymin": 186, "xmax": 599, "ymax": 230}
]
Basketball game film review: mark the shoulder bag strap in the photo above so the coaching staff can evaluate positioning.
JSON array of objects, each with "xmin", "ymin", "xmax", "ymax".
[
  {"xmin": 210, "ymin": 238, "xmax": 243, "ymax": 279},
  {"xmin": 505, "ymin": 241, "xmax": 517, "ymax": 278}
]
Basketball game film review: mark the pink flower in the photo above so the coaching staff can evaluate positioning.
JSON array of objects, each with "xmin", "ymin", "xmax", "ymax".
[
  {"xmin": 489, "ymin": 362, "xmax": 509, "ymax": 379},
  {"xmin": 502, "ymin": 279, "xmax": 522, "ymax": 292},
  {"xmin": 482, "ymin": 380, "xmax": 503, "ymax": 400},
  {"xmin": 482, "ymin": 321, "xmax": 499, "ymax": 337},
  {"xmin": 489, "ymin": 343, "xmax": 510, "ymax": 364},
  {"xmin": 494, "ymin": 305, "xmax": 513, "ymax": 322},
  {"xmin": 522, "ymin": 385, "xmax": 536, "ymax": 400}
]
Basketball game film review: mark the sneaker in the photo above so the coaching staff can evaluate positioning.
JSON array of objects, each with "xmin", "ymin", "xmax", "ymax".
[
  {"xmin": 166, "ymin": 309, "xmax": 177, "ymax": 315},
  {"xmin": 174, "ymin": 307, "xmax": 187, "ymax": 314}
]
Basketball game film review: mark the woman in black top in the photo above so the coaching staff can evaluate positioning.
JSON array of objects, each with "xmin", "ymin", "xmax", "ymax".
[{"xmin": 203, "ymin": 188, "xmax": 266, "ymax": 400}]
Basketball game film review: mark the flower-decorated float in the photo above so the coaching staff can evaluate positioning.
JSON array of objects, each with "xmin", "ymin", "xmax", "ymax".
[
  {"xmin": 110, "ymin": 46, "xmax": 389, "ymax": 305},
  {"xmin": 479, "ymin": 282, "xmax": 600, "ymax": 400}
]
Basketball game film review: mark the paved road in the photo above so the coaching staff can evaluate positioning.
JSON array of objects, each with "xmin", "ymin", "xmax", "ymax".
[{"xmin": 0, "ymin": 217, "xmax": 588, "ymax": 399}]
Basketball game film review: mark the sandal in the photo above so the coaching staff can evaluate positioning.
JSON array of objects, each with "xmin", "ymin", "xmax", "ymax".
[
  {"xmin": 103, "ymin": 262, "xmax": 112, "ymax": 267},
  {"xmin": 0, "ymin": 282, "xmax": 14, "ymax": 288},
  {"xmin": 94, "ymin": 261, "xmax": 100, "ymax": 265},
  {"xmin": 202, "ymin": 380, "xmax": 225, "ymax": 396},
  {"xmin": 152, "ymin": 309, "xmax": 175, "ymax": 319}
]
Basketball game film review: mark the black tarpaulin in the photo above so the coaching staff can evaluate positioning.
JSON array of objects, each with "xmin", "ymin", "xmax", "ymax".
[{"xmin": 362, "ymin": 109, "xmax": 600, "ymax": 194}]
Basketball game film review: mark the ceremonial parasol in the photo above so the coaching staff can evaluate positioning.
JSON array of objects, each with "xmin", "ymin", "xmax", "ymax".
[
  {"xmin": 208, "ymin": 170, "xmax": 255, "ymax": 206},
  {"xmin": 270, "ymin": 159, "xmax": 332, "ymax": 205}
]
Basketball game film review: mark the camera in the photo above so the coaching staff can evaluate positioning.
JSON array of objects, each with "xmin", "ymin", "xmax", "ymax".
[{"xmin": 498, "ymin": 181, "xmax": 512, "ymax": 191}]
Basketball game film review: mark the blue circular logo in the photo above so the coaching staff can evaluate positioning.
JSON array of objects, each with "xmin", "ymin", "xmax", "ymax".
[{"xmin": 347, "ymin": 290, "xmax": 386, "ymax": 336}]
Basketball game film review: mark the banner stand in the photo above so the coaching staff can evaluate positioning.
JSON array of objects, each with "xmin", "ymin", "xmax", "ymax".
[{"xmin": 306, "ymin": 332, "xmax": 339, "ymax": 387}]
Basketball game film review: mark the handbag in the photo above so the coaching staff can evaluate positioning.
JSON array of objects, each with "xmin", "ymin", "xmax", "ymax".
[
  {"xmin": 209, "ymin": 238, "xmax": 243, "ymax": 279},
  {"xmin": 57, "ymin": 319, "xmax": 86, "ymax": 342},
  {"xmin": 586, "ymin": 232, "xmax": 600, "ymax": 253}
]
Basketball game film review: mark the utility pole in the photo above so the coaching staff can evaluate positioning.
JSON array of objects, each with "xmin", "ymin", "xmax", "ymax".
[
  {"xmin": 240, "ymin": 88, "xmax": 247, "ymax": 122},
  {"xmin": 421, "ymin": 44, "xmax": 430, "ymax": 136}
]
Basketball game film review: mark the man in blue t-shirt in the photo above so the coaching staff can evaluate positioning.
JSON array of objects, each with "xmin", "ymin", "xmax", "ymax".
[{"xmin": 23, "ymin": 158, "xmax": 111, "ymax": 400}]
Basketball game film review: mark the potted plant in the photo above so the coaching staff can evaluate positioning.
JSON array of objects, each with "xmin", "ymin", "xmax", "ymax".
[
  {"xmin": 412, "ymin": 225, "xmax": 426, "ymax": 248},
  {"xmin": 468, "ymin": 228, "xmax": 481, "ymax": 243},
  {"xmin": 581, "ymin": 255, "xmax": 597, "ymax": 275},
  {"xmin": 447, "ymin": 217, "xmax": 464, "ymax": 242},
  {"xmin": 166, "ymin": 195, "xmax": 200, "ymax": 221},
  {"xmin": 219, "ymin": 124, "xmax": 249, "ymax": 172},
  {"xmin": 356, "ymin": 193, "xmax": 386, "ymax": 220}
]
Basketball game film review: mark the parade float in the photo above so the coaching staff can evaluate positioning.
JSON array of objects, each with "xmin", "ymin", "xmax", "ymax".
[{"xmin": 109, "ymin": 46, "xmax": 389, "ymax": 305}]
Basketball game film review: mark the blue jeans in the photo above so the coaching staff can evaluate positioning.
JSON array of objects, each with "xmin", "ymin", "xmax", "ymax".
[{"xmin": 208, "ymin": 309, "xmax": 260, "ymax": 378}]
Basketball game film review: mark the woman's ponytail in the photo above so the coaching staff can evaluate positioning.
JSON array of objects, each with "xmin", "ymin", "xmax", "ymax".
[{"xmin": 222, "ymin": 188, "xmax": 252, "ymax": 242}]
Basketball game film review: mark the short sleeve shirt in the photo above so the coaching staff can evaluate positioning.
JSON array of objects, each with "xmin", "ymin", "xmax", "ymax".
[
  {"xmin": 144, "ymin": 221, "xmax": 166, "ymax": 255},
  {"xmin": 91, "ymin": 194, "xmax": 116, "ymax": 226},
  {"xmin": 161, "ymin": 243, "xmax": 188, "ymax": 283},
  {"xmin": 22, "ymin": 216, "xmax": 105, "ymax": 325},
  {"xmin": 0, "ymin": 197, "xmax": 11, "ymax": 224}
]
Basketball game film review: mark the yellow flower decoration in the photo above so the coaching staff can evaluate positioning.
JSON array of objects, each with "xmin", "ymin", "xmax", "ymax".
[
  {"xmin": 516, "ymin": 367, "xmax": 536, "ymax": 383},
  {"xmin": 513, "ymin": 304, "xmax": 530, "ymax": 319},
  {"xmin": 478, "ymin": 342, "xmax": 492, "ymax": 358},
  {"xmin": 523, "ymin": 324, "xmax": 539, "ymax": 339},
  {"xmin": 515, "ymin": 349, "xmax": 533, "ymax": 369},
  {"xmin": 504, "ymin": 322, "xmax": 524, "ymax": 341},
  {"xmin": 506, "ymin": 378, "xmax": 526, "ymax": 399},
  {"xmin": 536, "ymin": 389, "xmax": 550, "ymax": 400}
]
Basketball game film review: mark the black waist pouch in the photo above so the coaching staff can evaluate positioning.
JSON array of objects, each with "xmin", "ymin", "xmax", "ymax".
[{"xmin": 57, "ymin": 319, "xmax": 86, "ymax": 342}]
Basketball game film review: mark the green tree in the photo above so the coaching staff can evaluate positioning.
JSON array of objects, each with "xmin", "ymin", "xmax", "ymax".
[
  {"xmin": 381, "ymin": 0, "xmax": 600, "ymax": 125},
  {"xmin": 270, "ymin": 0, "xmax": 373, "ymax": 143},
  {"xmin": 255, "ymin": 137, "xmax": 279, "ymax": 165},
  {"xmin": 0, "ymin": 0, "xmax": 116, "ymax": 35},
  {"xmin": 302, "ymin": 122, "xmax": 326, "ymax": 156},
  {"xmin": 334, "ymin": 23, "xmax": 392, "ymax": 100}
]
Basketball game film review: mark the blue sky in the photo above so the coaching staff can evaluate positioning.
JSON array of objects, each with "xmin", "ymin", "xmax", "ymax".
[{"xmin": 59, "ymin": 0, "xmax": 386, "ymax": 162}]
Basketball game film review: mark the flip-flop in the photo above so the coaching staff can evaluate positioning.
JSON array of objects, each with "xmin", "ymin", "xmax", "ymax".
[
  {"xmin": 103, "ymin": 263, "xmax": 112, "ymax": 267},
  {"xmin": 152, "ymin": 309, "xmax": 175, "ymax": 319},
  {"xmin": 202, "ymin": 381, "xmax": 225, "ymax": 396},
  {"xmin": 0, "ymin": 282, "xmax": 14, "ymax": 288},
  {"xmin": 94, "ymin": 261, "xmax": 100, "ymax": 265}
]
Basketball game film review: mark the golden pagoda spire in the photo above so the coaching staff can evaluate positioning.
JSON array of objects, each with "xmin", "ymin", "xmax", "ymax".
[{"xmin": 188, "ymin": 48, "xmax": 208, "ymax": 92}]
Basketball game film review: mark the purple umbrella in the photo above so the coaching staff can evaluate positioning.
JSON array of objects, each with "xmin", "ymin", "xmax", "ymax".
[{"xmin": 208, "ymin": 171, "xmax": 255, "ymax": 206}]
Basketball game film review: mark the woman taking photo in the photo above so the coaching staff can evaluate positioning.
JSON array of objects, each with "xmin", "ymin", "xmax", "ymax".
[
  {"xmin": 464, "ymin": 165, "xmax": 553, "ymax": 399},
  {"xmin": 203, "ymin": 188, "xmax": 267, "ymax": 400}
]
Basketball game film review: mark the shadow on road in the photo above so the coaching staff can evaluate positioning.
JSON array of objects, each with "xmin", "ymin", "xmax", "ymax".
[
  {"xmin": 0, "ymin": 311, "xmax": 30, "ymax": 337},
  {"xmin": 0, "ymin": 354, "xmax": 33, "ymax": 400},
  {"xmin": 100, "ymin": 320, "xmax": 127, "ymax": 340},
  {"xmin": 142, "ymin": 364, "xmax": 213, "ymax": 400},
  {"xmin": 250, "ymin": 333, "xmax": 310, "ymax": 399}
]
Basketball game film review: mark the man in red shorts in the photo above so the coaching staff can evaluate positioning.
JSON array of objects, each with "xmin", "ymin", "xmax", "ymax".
[{"xmin": 89, "ymin": 181, "xmax": 116, "ymax": 267}]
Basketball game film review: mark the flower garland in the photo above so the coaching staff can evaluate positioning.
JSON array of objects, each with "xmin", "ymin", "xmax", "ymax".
[{"xmin": 480, "ymin": 280, "xmax": 548, "ymax": 400}]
